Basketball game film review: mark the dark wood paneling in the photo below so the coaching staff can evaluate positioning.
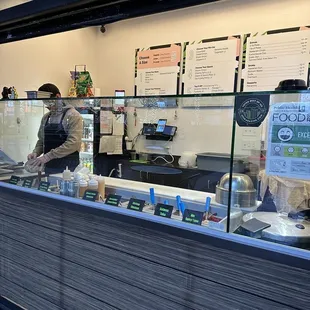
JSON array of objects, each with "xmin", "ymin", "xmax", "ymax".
[{"xmin": 1, "ymin": 187, "xmax": 310, "ymax": 310}]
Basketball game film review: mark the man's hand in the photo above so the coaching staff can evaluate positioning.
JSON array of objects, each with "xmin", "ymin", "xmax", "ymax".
[
  {"xmin": 27, "ymin": 153, "xmax": 37, "ymax": 160},
  {"xmin": 32, "ymin": 156, "xmax": 49, "ymax": 167}
]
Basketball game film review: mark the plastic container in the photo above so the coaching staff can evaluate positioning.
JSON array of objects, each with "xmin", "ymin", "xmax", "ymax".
[
  {"xmin": 63, "ymin": 166, "xmax": 71, "ymax": 181},
  {"xmin": 79, "ymin": 179, "xmax": 88, "ymax": 198},
  {"xmin": 97, "ymin": 175, "xmax": 105, "ymax": 199},
  {"xmin": 60, "ymin": 180, "xmax": 69, "ymax": 196},
  {"xmin": 88, "ymin": 178, "xmax": 98, "ymax": 191},
  {"xmin": 68, "ymin": 181, "xmax": 79, "ymax": 198}
]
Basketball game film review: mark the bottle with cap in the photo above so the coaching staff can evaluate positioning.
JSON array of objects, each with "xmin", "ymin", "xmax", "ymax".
[
  {"xmin": 63, "ymin": 166, "xmax": 71, "ymax": 181},
  {"xmin": 79, "ymin": 179, "xmax": 88, "ymax": 198},
  {"xmin": 88, "ymin": 177, "xmax": 99, "ymax": 191},
  {"xmin": 97, "ymin": 175, "xmax": 105, "ymax": 200},
  {"xmin": 61, "ymin": 166, "xmax": 71, "ymax": 196}
]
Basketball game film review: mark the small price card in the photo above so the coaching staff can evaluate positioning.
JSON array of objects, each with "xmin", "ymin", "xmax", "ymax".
[
  {"xmin": 83, "ymin": 190, "xmax": 99, "ymax": 202},
  {"xmin": 182, "ymin": 209, "xmax": 204, "ymax": 225},
  {"xmin": 127, "ymin": 198, "xmax": 145, "ymax": 212},
  {"xmin": 154, "ymin": 203, "xmax": 174, "ymax": 218}
]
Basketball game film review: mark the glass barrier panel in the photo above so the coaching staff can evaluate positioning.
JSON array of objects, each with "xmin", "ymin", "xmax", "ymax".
[
  {"xmin": 123, "ymin": 95, "xmax": 235, "ymax": 232},
  {"xmin": 0, "ymin": 95, "xmax": 237, "ymax": 233},
  {"xmin": 231, "ymin": 92, "xmax": 310, "ymax": 250}
]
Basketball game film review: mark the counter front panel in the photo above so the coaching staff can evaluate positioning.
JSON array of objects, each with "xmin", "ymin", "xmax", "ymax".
[{"xmin": 1, "ymin": 183, "xmax": 310, "ymax": 310}]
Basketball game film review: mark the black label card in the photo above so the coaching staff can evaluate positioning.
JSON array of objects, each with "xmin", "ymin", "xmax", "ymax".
[
  {"xmin": 9, "ymin": 175, "xmax": 20, "ymax": 185},
  {"xmin": 182, "ymin": 209, "xmax": 204, "ymax": 225},
  {"xmin": 105, "ymin": 194, "xmax": 122, "ymax": 207},
  {"xmin": 38, "ymin": 181, "xmax": 50, "ymax": 192},
  {"xmin": 154, "ymin": 203, "xmax": 174, "ymax": 218},
  {"xmin": 83, "ymin": 190, "xmax": 98, "ymax": 202},
  {"xmin": 127, "ymin": 198, "xmax": 145, "ymax": 212},
  {"xmin": 22, "ymin": 179, "xmax": 33, "ymax": 188}
]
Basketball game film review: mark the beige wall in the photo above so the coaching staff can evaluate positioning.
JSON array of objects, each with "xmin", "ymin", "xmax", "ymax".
[
  {"xmin": 97, "ymin": 0, "xmax": 310, "ymax": 95},
  {"xmin": 0, "ymin": 27, "xmax": 99, "ymax": 96}
]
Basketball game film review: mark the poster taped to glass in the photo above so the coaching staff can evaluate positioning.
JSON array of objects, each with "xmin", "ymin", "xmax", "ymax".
[{"xmin": 266, "ymin": 102, "xmax": 310, "ymax": 180}]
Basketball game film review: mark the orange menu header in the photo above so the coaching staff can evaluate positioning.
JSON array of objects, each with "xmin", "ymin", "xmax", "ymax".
[{"xmin": 137, "ymin": 44, "xmax": 181, "ymax": 69}]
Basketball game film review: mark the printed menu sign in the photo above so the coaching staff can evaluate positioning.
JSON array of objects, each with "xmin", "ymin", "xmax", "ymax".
[
  {"xmin": 154, "ymin": 203, "xmax": 174, "ymax": 218},
  {"xmin": 183, "ymin": 37, "xmax": 240, "ymax": 94},
  {"xmin": 243, "ymin": 29, "xmax": 310, "ymax": 91},
  {"xmin": 182, "ymin": 209, "xmax": 204, "ymax": 225},
  {"xmin": 83, "ymin": 190, "xmax": 98, "ymax": 202},
  {"xmin": 135, "ymin": 44, "xmax": 181, "ymax": 96},
  {"xmin": 266, "ymin": 102, "xmax": 310, "ymax": 179},
  {"xmin": 127, "ymin": 198, "xmax": 145, "ymax": 212}
]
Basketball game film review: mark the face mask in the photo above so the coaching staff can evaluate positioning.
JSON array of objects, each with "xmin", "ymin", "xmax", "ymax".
[{"xmin": 43, "ymin": 100, "xmax": 56, "ymax": 109}]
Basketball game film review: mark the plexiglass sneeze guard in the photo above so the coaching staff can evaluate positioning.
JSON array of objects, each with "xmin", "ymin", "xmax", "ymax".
[{"xmin": 0, "ymin": 92, "xmax": 310, "ymax": 250}]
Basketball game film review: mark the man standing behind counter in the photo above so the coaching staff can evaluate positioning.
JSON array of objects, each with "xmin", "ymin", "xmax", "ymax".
[{"xmin": 27, "ymin": 83, "xmax": 83, "ymax": 174}]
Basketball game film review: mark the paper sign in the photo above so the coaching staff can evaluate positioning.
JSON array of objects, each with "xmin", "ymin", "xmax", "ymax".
[
  {"xmin": 183, "ymin": 38, "xmax": 240, "ymax": 94},
  {"xmin": 266, "ymin": 102, "xmax": 310, "ymax": 180},
  {"xmin": 244, "ymin": 30, "xmax": 310, "ymax": 91},
  {"xmin": 100, "ymin": 110, "xmax": 113, "ymax": 134},
  {"xmin": 135, "ymin": 44, "xmax": 181, "ymax": 96}
]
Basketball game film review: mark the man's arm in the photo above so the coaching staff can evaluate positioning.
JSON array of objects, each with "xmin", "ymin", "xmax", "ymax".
[
  {"xmin": 43, "ymin": 112, "xmax": 83, "ymax": 161},
  {"xmin": 32, "ymin": 118, "xmax": 44, "ymax": 157}
]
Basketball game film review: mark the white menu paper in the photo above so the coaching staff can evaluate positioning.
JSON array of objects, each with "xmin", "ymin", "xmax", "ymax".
[
  {"xmin": 183, "ymin": 39, "xmax": 239, "ymax": 94},
  {"xmin": 244, "ymin": 30, "xmax": 310, "ymax": 91}
]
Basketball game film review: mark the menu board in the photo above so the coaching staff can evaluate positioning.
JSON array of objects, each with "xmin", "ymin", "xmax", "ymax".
[
  {"xmin": 182, "ymin": 36, "xmax": 240, "ymax": 94},
  {"xmin": 266, "ymin": 102, "xmax": 310, "ymax": 180},
  {"xmin": 243, "ymin": 27, "xmax": 310, "ymax": 91},
  {"xmin": 135, "ymin": 44, "xmax": 181, "ymax": 96}
]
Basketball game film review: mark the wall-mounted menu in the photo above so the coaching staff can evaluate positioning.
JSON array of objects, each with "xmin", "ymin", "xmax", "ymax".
[
  {"xmin": 135, "ymin": 44, "xmax": 181, "ymax": 96},
  {"xmin": 243, "ymin": 27, "xmax": 310, "ymax": 91},
  {"xmin": 182, "ymin": 36, "xmax": 240, "ymax": 94}
]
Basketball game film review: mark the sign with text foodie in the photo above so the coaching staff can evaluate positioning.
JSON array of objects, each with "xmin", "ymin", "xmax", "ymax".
[
  {"xmin": 266, "ymin": 101, "xmax": 310, "ymax": 179},
  {"xmin": 135, "ymin": 43, "xmax": 181, "ymax": 96},
  {"xmin": 242, "ymin": 26, "xmax": 310, "ymax": 91},
  {"xmin": 182, "ymin": 35, "xmax": 241, "ymax": 94}
]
